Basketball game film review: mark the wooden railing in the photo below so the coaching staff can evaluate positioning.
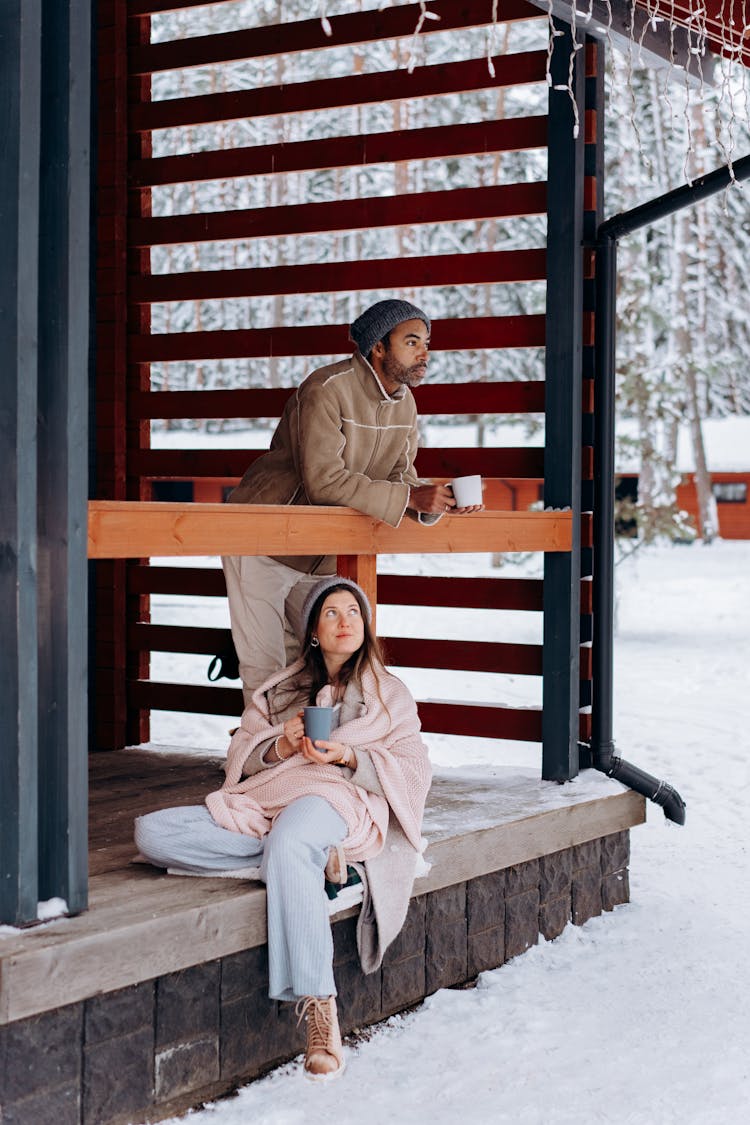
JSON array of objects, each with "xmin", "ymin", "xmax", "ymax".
[{"xmin": 87, "ymin": 501, "xmax": 572, "ymax": 561}]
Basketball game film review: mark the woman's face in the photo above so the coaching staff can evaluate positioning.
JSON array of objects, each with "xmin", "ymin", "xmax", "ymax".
[{"xmin": 314, "ymin": 589, "xmax": 365, "ymax": 661}]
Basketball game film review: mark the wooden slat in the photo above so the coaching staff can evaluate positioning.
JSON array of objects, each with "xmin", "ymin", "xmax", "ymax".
[
  {"xmin": 128, "ymin": 565, "xmax": 227, "ymax": 597},
  {"xmin": 581, "ymin": 446, "xmax": 593, "ymax": 480},
  {"xmin": 580, "ymin": 578, "xmax": 592, "ymax": 615},
  {"xmin": 337, "ymin": 553, "xmax": 378, "ymax": 633},
  {"xmin": 127, "ymin": 621, "xmax": 590, "ymax": 681},
  {"xmin": 129, "ymin": 0, "xmax": 541, "ymax": 72},
  {"xmin": 130, "ymin": 183, "xmax": 548, "ymax": 247},
  {"xmin": 128, "ymin": 622, "xmax": 543, "ymax": 676},
  {"xmin": 579, "ymin": 647, "xmax": 592, "ymax": 679},
  {"xmin": 381, "ymin": 574, "xmax": 593, "ymax": 615},
  {"xmin": 127, "ymin": 566, "xmax": 547, "ymax": 609},
  {"xmin": 88, "ymin": 501, "xmax": 573, "ymax": 559},
  {"xmin": 133, "ymin": 387, "xmax": 293, "ymax": 419},
  {"xmin": 416, "ymin": 448, "xmax": 544, "ymax": 479},
  {"xmin": 379, "ymin": 574, "xmax": 543, "ymax": 612},
  {"xmin": 130, "ymin": 248, "xmax": 547, "ymax": 304},
  {"xmin": 129, "ymin": 622, "xmax": 226, "ymax": 654},
  {"xmin": 130, "ymin": 51, "xmax": 548, "ymax": 132},
  {"xmin": 385, "ymin": 637, "xmax": 542, "ymax": 675},
  {"xmin": 125, "ymin": 570, "xmax": 602, "ymax": 616},
  {"xmin": 130, "ymin": 377, "xmax": 546, "ymax": 419},
  {"xmin": 581, "ymin": 511, "xmax": 593, "ymax": 548},
  {"xmin": 128, "ymin": 678, "xmax": 543, "ymax": 741},
  {"xmin": 129, "ymin": 679, "xmax": 244, "ymax": 717},
  {"xmin": 131, "ymin": 117, "xmax": 548, "ymax": 188},
  {"xmin": 130, "ymin": 314, "xmax": 547, "ymax": 363},
  {"xmin": 130, "ymin": 447, "xmax": 544, "ymax": 480},
  {"xmin": 417, "ymin": 700, "xmax": 542, "ymax": 741}
]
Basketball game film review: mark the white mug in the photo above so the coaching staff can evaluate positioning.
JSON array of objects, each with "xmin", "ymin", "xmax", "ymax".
[{"xmin": 450, "ymin": 475, "xmax": 483, "ymax": 507}]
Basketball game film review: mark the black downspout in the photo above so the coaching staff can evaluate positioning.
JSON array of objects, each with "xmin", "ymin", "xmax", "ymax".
[{"xmin": 591, "ymin": 152, "xmax": 750, "ymax": 826}]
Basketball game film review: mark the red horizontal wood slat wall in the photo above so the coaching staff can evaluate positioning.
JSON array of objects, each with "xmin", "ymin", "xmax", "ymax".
[{"xmin": 120, "ymin": 2, "xmax": 563, "ymax": 746}]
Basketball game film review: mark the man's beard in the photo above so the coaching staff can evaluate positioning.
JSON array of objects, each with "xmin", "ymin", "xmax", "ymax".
[{"xmin": 381, "ymin": 352, "xmax": 427, "ymax": 388}]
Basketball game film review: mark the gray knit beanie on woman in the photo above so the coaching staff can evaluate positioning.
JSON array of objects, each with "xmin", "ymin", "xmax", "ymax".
[
  {"xmin": 299, "ymin": 576, "xmax": 372, "ymax": 641},
  {"xmin": 349, "ymin": 299, "xmax": 431, "ymax": 359}
]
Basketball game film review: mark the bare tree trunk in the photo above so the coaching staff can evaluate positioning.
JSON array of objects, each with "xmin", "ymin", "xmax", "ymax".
[
  {"xmin": 682, "ymin": 105, "xmax": 718, "ymax": 542},
  {"xmin": 686, "ymin": 375, "xmax": 718, "ymax": 541},
  {"xmin": 673, "ymin": 209, "xmax": 718, "ymax": 542}
]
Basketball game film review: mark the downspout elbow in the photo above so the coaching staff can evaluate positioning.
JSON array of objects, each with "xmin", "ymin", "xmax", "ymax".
[{"xmin": 593, "ymin": 750, "xmax": 686, "ymax": 826}]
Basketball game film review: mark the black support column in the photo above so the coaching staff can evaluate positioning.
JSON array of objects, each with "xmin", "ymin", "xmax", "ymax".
[
  {"xmin": 542, "ymin": 19, "xmax": 585, "ymax": 781},
  {"xmin": 0, "ymin": 0, "xmax": 42, "ymax": 926},
  {"xmin": 0, "ymin": 0, "xmax": 91, "ymax": 924},
  {"xmin": 36, "ymin": 0, "xmax": 91, "ymax": 910}
]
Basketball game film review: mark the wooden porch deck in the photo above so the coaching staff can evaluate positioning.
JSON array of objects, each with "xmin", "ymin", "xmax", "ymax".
[{"xmin": 0, "ymin": 749, "xmax": 645, "ymax": 1026}]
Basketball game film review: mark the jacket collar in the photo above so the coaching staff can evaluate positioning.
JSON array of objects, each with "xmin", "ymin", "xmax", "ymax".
[{"xmin": 353, "ymin": 350, "xmax": 407, "ymax": 404}]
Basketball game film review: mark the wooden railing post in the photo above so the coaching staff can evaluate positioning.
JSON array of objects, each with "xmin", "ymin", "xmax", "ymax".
[{"xmin": 336, "ymin": 554, "xmax": 377, "ymax": 631}]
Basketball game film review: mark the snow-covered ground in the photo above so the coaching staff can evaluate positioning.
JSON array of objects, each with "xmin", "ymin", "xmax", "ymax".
[{"xmin": 145, "ymin": 538, "xmax": 749, "ymax": 1125}]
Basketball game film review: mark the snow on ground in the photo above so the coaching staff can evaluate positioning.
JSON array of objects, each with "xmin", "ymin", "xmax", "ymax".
[{"xmin": 147, "ymin": 540, "xmax": 749, "ymax": 1125}]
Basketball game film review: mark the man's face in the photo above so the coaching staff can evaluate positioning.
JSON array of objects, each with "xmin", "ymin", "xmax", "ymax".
[{"xmin": 372, "ymin": 318, "xmax": 430, "ymax": 392}]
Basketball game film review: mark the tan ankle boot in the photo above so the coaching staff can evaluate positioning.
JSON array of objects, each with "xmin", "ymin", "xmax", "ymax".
[{"xmin": 295, "ymin": 996, "xmax": 345, "ymax": 1081}]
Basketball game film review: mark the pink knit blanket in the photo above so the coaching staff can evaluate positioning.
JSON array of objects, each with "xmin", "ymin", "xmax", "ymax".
[{"xmin": 205, "ymin": 662, "xmax": 431, "ymax": 864}]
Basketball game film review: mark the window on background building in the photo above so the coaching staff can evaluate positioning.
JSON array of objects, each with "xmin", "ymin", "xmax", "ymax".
[
  {"xmin": 152, "ymin": 481, "xmax": 194, "ymax": 502},
  {"xmin": 712, "ymin": 482, "xmax": 747, "ymax": 504}
]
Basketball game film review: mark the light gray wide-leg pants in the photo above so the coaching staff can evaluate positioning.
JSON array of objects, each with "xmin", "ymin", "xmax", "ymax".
[{"xmin": 134, "ymin": 796, "xmax": 346, "ymax": 1001}]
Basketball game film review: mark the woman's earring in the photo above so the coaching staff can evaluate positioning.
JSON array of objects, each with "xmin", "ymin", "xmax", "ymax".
[{"xmin": 311, "ymin": 636, "xmax": 320, "ymax": 648}]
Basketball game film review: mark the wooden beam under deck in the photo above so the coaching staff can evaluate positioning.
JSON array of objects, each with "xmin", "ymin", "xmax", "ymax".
[{"xmin": 87, "ymin": 502, "xmax": 573, "ymax": 560}]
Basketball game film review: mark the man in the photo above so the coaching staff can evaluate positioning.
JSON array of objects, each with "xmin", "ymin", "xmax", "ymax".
[{"xmin": 222, "ymin": 298, "xmax": 479, "ymax": 704}]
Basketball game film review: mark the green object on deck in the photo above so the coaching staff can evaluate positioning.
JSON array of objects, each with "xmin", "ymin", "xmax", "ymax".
[{"xmin": 324, "ymin": 866, "xmax": 362, "ymax": 901}]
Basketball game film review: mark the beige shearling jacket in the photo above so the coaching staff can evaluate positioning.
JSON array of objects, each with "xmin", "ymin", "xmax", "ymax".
[{"xmin": 227, "ymin": 351, "xmax": 425, "ymax": 572}]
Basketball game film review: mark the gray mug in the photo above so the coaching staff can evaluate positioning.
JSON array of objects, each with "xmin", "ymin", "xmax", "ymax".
[{"xmin": 303, "ymin": 706, "xmax": 334, "ymax": 745}]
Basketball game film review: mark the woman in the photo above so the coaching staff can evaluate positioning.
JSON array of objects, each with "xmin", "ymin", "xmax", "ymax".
[{"xmin": 134, "ymin": 576, "xmax": 431, "ymax": 1082}]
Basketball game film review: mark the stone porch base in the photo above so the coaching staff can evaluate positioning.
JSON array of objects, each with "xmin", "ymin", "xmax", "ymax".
[{"xmin": 1, "ymin": 829, "xmax": 632, "ymax": 1125}]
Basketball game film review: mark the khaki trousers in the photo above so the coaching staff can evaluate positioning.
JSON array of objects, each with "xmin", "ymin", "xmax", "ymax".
[{"xmin": 222, "ymin": 554, "xmax": 325, "ymax": 707}]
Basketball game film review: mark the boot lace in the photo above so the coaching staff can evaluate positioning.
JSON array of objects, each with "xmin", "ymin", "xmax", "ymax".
[{"xmin": 295, "ymin": 996, "xmax": 333, "ymax": 1056}]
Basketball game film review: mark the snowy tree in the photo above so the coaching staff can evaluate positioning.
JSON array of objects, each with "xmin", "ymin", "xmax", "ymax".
[{"xmin": 605, "ymin": 49, "xmax": 750, "ymax": 543}]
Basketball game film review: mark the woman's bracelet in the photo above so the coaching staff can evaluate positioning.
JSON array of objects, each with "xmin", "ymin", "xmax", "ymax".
[
  {"xmin": 274, "ymin": 735, "xmax": 289, "ymax": 761},
  {"xmin": 340, "ymin": 745, "xmax": 354, "ymax": 767}
]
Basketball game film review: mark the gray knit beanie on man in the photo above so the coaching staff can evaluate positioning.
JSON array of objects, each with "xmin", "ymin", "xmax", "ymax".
[
  {"xmin": 298, "ymin": 576, "xmax": 372, "ymax": 641},
  {"xmin": 349, "ymin": 299, "xmax": 431, "ymax": 360}
]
